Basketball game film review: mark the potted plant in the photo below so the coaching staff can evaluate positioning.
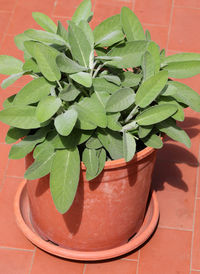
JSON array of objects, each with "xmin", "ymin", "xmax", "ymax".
[{"xmin": 0, "ymin": 0, "xmax": 200, "ymax": 256}]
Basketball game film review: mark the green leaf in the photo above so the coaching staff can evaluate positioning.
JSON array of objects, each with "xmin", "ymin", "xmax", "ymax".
[
  {"xmin": 24, "ymin": 41, "xmax": 37, "ymax": 57},
  {"xmin": 50, "ymin": 148, "xmax": 80, "ymax": 214},
  {"xmin": 135, "ymin": 70, "xmax": 168, "ymax": 108},
  {"xmin": 120, "ymin": 71, "xmax": 142, "ymax": 88},
  {"xmin": 59, "ymin": 83, "xmax": 80, "ymax": 101},
  {"xmin": 123, "ymin": 131, "xmax": 136, "ymax": 162},
  {"xmin": 107, "ymin": 41, "xmax": 148, "ymax": 68},
  {"xmin": 135, "ymin": 104, "xmax": 177, "ymax": 125},
  {"xmin": 5, "ymin": 127, "xmax": 30, "ymax": 144},
  {"xmin": 162, "ymin": 52, "xmax": 200, "ymax": 66},
  {"xmin": 33, "ymin": 140, "xmax": 54, "ymax": 159},
  {"xmin": 82, "ymin": 148, "xmax": 99, "ymax": 180},
  {"xmin": 69, "ymin": 72, "xmax": 92, "ymax": 87},
  {"xmin": 121, "ymin": 7, "xmax": 145, "ymax": 41},
  {"xmin": 9, "ymin": 128, "xmax": 47, "ymax": 159},
  {"xmin": 34, "ymin": 43, "xmax": 61, "ymax": 81},
  {"xmin": 93, "ymin": 77, "xmax": 119, "ymax": 94},
  {"xmin": 3, "ymin": 94, "xmax": 16, "ymax": 108},
  {"xmin": 95, "ymin": 148, "xmax": 106, "ymax": 178},
  {"xmin": 79, "ymin": 20, "xmax": 94, "ymax": 47},
  {"xmin": 25, "ymin": 146, "xmax": 55, "ymax": 180},
  {"xmin": 162, "ymin": 81, "xmax": 200, "ymax": 112},
  {"xmin": 72, "ymin": 0, "xmax": 93, "ymax": 24},
  {"xmin": 94, "ymin": 14, "xmax": 124, "ymax": 47},
  {"xmin": 47, "ymin": 129, "xmax": 80, "ymax": 149},
  {"xmin": 36, "ymin": 96, "xmax": 62, "ymax": 122},
  {"xmin": 1, "ymin": 72, "xmax": 25, "ymax": 89},
  {"xmin": 24, "ymin": 29, "xmax": 68, "ymax": 46},
  {"xmin": 93, "ymin": 91, "xmax": 110, "ymax": 108},
  {"xmin": 74, "ymin": 95, "xmax": 107, "ymax": 129},
  {"xmin": 141, "ymin": 51, "xmax": 155, "ymax": 81},
  {"xmin": 86, "ymin": 135, "xmax": 102, "ymax": 149},
  {"xmin": 156, "ymin": 119, "xmax": 191, "ymax": 148},
  {"xmin": 14, "ymin": 77, "xmax": 53, "ymax": 105},
  {"xmin": 147, "ymin": 41, "xmax": 161, "ymax": 73},
  {"xmin": 56, "ymin": 53, "xmax": 87, "ymax": 74},
  {"xmin": 32, "ymin": 12, "xmax": 57, "ymax": 33},
  {"xmin": 97, "ymin": 128, "xmax": 123, "ymax": 160},
  {"xmin": 142, "ymin": 133, "xmax": 163, "ymax": 149},
  {"xmin": 68, "ymin": 21, "xmax": 92, "ymax": 67},
  {"xmin": 106, "ymin": 87, "xmax": 135, "ymax": 112},
  {"xmin": 23, "ymin": 58, "xmax": 40, "ymax": 73},
  {"xmin": 102, "ymin": 75, "xmax": 121, "ymax": 86},
  {"xmin": 163, "ymin": 61, "xmax": 200, "ymax": 78},
  {"xmin": 145, "ymin": 29, "xmax": 151, "ymax": 41},
  {"xmin": 157, "ymin": 96, "xmax": 184, "ymax": 121},
  {"xmin": 0, "ymin": 105, "xmax": 45, "ymax": 129},
  {"xmin": 107, "ymin": 113, "xmax": 122, "ymax": 131},
  {"xmin": 57, "ymin": 21, "xmax": 68, "ymax": 43},
  {"xmin": 138, "ymin": 125, "xmax": 153, "ymax": 138},
  {"xmin": 0, "ymin": 55, "xmax": 23, "ymax": 75},
  {"xmin": 54, "ymin": 109, "xmax": 78, "ymax": 136},
  {"xmin": 14, "ymin": 33, "xmax": 31, "ymax": 51}
]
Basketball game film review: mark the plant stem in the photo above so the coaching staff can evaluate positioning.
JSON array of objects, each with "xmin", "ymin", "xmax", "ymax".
[
  {"xmin": 56, "ymin": 80, "xmax": 62, "ymax": 90},
  {"xmin": 92, "ymin": 62, "xmax": 108, "ymax": 78},
  {"xmin": 125, "ymin": 106, "xmax": 138, "ymax": 123}
]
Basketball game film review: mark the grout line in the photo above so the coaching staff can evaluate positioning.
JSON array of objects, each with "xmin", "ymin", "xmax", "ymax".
[
  {"xmin": 28, "ymin": 247, "xmax": 36, "ymax": 274},
  {"xmin": 166, "ymin": 0, "xmax": 175, "ymax": 52},
  {"xmin": 0, "ymin": 0, "xmax": 19, "ymax": 50},
  {"xmin": 0, "ymin": 246, "xmax": 34, "ymax": 252},
  {"xmin": 0, "ymin": 10, "xmax": 12, "ymax": 14},
  {"xmin": 158, "ymin": 225, "xmax": 193, "ymax": 232},
  {"xmin": 189, "ymin": 143, "xmax": 200, "ymax": 274},
  {"xmin": 82, "ymin": 264, "xmax": 87, "ymax": 274},
  {"xmin": 132, "ymin": 0, "xmax": 136, "ymax": 11},
  {"xmin": 51, "ymin": 0, "xmax": 60, "ymax": 17},
  {"xmin": 0, "ymin": 159, "xmax": 10, "ymax": 193},
  {"xmin": 174, "ymin": 5, "xmax": 200, "ymax": 10},
  {"xmin": 191, "ymin": 269, "xmax": 200, "ymax": 272},
  {"xmin": 142, "ymin": 23, "xmax": 168, "ymax": 28},
  {"xmin": 122, "ymin": 258, "xmax": 138, "ymax": 262},
  {"xmin": 6, "ymin": 175, "xmax": 24, "ymax": 179},
  {"xmin": 136, "ymin": 250, "xmax": 140, "ymax": 274}
]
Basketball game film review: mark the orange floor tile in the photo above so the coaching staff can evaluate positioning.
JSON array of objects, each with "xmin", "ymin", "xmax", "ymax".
[{"xmin": 0, "ymin": 0, "xmax": 199, "ymax": 273}]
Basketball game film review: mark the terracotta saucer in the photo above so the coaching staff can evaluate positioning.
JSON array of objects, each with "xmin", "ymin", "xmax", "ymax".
[{"xmin": 14, "ymin": 180, "xmax": 159, "ymax": 261}]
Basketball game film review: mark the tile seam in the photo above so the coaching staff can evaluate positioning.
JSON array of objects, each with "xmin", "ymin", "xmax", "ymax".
[
  {"xmin": 136, "ymin": 249, "xmax": 140, "ymax": 274},
  {"xmin": 0, "ymin": 246, "xmax": 34, "ymax": 252},
  {"xmin": 28, "ymin": 247, "xmax": 36, "ymax": 274},
  {"xmin": 158, "ymin": 225, "xmax": 193, "ymax": 232},
  {"xmin": 166, "ymin": 0, "xmax": 175, "ymax": 51},
  {"xmin": 121, "ymin": 258, "xmax": 138, "ymax": 262},
  {"xmin": 191, "ymin": 269, "xmax": 200, "ymax": 272},
  {"xmin": 189, "ymin": 143, "xmax": 200, "ymax": 273},
  {"xmin": 174, "ymin": 5, "xmax": 200, "ymax": 10},
  {"xmin": 82, "ymin": 264, "xmax": 87, "ymax": 274},
  {"xmin": 0, "ymin": 159, "xmax": 10, "ymax": 193}
]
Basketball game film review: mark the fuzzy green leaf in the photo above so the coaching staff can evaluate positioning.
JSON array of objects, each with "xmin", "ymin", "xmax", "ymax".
[
  {"xmin": 32, "ymin": 12, "xmax": 57, "ymax": 33},
  {"xmin": 5, "ymin": 127, "xmax": 30, "ymax": 144},
  {"xmin": 123, "ymin": 131, "xmax": 136, "ymax": 162},
  {"xmin": 107, "ymin": 41, "xmax": 148, "ymax": 68},
  {"xmin": 0, "ymin": 105, "xmax": 45, "ymax": 129},
  {"xmin": 142, "ymin": 133, "xmax": 163, "ymax": 149},
  {"xmin": 59, "ymin": 83, "xmax": 80, "ymax": 101},
  {"xmin": 138, "ymin": 125, "xmax": 153, "ymax": 138},
  {"xmin": 141, "ymin": 51, "xmax": 155, "ymax": 81},
  {"xmin": 0, "ymin": 55, "xmax": 23, "ymax": 75},
  {"xmin": 162, "ymin": 81, "xmax": 200, "ymax": 112},
  {"xmin": 106, "ymin": 87, "xmax": 135, "ymax": 112},
  {"xmin": 120, "ymin": 71, "xmax": 142, "ymax": 88},
  {"xmin": 93, "ymin": 77, "xmax": 119, "ymax": 94},
  {"xmin": 147, "ymin": 41, "xmax": 161, "ymax": 73},
  {"xmin": 57, "ymin": 21, "xmax": 69, "ymax": 43},
  {"xmin": 72, "ymin": 0, "xmax": 93, "ymax": 24},
  {"xmin": 86, "ymin": 135, "xmax": 102, "ymax": 149},
  {"xmin": 107, "ymin": 113, "xmax": 122, "ymax": 131},
  {"xmin": 163, "ymin": 61, "xmax": 200, "ymax": 78},
  {"xmin": 162, "ymin": 52, "xmax": 200, "ymax": 66},
  {"xmin": 69, "ymin": 72, "xmax": 92, "ymax": 87},
  {"xmin": 97, "ymin": 128, "xmax": 123, "ymax": 160},
  {"xmin": 14, "ymin": 33, "xmax": 31, "ymax": 51},
  {"xmin": 68, "ymin": 21, "xmax": 92, "ymax": 67},
  {"xmin": 54, "ymin": 109, "xmax": 78, "ymax": 136},
  {"xmin": 56, "ymin": 53, "xmax": 87, "ymax": 74},
  {"xmin": 1, "ymin": 72, "xmax": 25, "ymax": 89},
  {"xmin": 136, "ymin": 104, "xmax": 177, "ymax": 125},
  {"xmin": 82, "ymin": 148, "xmax": 99, "ymax": 180},
  {"xmin": 102, "ymin": 75, "xmax": 121, "ymax": 86},
  {"xmin": 135, "ymin": 70, "xmax": 168, "ymax": 108},
  {"xmin": 121, "ymin": 7, "xmax": 145, "ymax": 41},
  {"xmin": 50, "ymin": 148, "xmax": 80, "ymax": 214},
  {"xmin": 3, "ymin": 94, "xmax": 16, "ymax": 108},
  {"xmin": 33, "ymin": 43, "xmax": 61, "ymax": 81},
  {"xmin": 157, "ymin": 96, "xmax": 184, "ymax": 121},
  {"xmin": 156, "ymin": 119, "xmax": 191, "ymax": 148},
  {"xmin": 36, "ymin": 96, "xmax": 62, "ymax": 123},
  {"xmin": 94, "ymin": 14, "xmax": 124, "ymax": 47},
  {"xmin": 23, "ymin": 58, "xmax": 40, "ymax": 73},
  {"xmin": 14, "ymin": 77, "xmax": 53, "ymax": 105}
]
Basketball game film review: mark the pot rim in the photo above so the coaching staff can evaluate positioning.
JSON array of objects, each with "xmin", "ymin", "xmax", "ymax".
[{"xmin": 81, "ymin": 145, "xmax": 155, "ymax": 170}]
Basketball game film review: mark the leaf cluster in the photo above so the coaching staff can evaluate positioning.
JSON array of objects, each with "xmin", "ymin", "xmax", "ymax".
[{"xmin": 0, "ymin": 0, "xmax": 200, "ymax": 213}]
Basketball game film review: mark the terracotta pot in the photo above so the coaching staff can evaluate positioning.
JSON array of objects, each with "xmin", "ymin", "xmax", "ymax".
[{"xmin": 26, "ymin": 146, "xmax": 156, "ymax": 251}]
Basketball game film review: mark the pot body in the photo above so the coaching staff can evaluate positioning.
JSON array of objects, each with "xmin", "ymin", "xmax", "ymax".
[{"xmin": 26, "ymin": 147, "xmax": 156, "ymax": 251}]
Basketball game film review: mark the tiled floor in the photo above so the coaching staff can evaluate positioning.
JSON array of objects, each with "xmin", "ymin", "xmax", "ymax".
[{"xmin": 0, "ymin": 0, "xmax": 200, "ymax": 273}]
